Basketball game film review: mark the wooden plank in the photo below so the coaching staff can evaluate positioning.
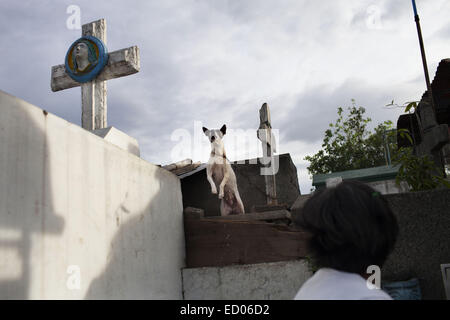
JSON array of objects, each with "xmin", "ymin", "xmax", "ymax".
[
  {"xmin": 184, "ymin": 218, "xmax": 309, "ymax": 268},
  {"xmin": 203, "ymin": 209, "xmax": 290, "ymax": 222},
  {"xmin": 250, "ymin": 204, "xmax": 288, "ymax": 213},
  {"xmin": 51, "ymin": 46, "xmax": 140, "ymax": 92},
  {"xmin": 184, "ymin": 207, "xmax": 205, "ymax": 220}
]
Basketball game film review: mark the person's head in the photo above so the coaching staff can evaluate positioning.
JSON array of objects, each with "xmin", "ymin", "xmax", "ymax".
[
  {"xmin": 294, "ymin": 180, "xmax": 398, "ymax": 275},
  {"xmin": 72, "ymin": 40, "xmax": 97, "ymax": 72},
  {"xmin": 75, "ymin": 42, "xmax": 89, "ymax": 59}
]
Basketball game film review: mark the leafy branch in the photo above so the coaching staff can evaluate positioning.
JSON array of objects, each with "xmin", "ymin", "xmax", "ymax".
[{"xmin": 385, "ymin": 100, "xmax": 419, "ymax": 113}]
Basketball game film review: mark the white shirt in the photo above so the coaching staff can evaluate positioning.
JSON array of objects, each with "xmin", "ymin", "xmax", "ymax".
[{"xmin": 294, "ymin": 268, "xmax": 392, "ymax": 300}]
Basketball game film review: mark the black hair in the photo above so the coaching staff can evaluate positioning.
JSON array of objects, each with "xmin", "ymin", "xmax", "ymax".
[{"xmin": 294, "ymin": 180, "xmax": 399, "ymax": 274}]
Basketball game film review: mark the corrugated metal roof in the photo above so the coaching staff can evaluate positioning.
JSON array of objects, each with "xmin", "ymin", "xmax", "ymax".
[
  {"xmin": 178, "ymin": 163, "xmax": 207, "ymax": 179},
  {"xmin": 313, "ymin": 165, "xmax": 400, "ymax": 187}
]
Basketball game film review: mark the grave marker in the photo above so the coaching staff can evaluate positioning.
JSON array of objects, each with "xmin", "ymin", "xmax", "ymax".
[
  {"xmin": 257, "ymin": 103, "xmax": 278, "ymax": 205},
  {"xmin": 51, "ymin": 19, "xmax": 140, "ymax": 130}
]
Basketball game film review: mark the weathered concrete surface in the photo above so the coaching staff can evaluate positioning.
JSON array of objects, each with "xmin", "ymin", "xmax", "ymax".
[
  {"xmin": 92, "ymin": 126, "xmax": 140, "ymax": 157},
  {"xmin": 289, "ymin": 194, "xmax": 311, "ymax": 222},
  {"xmin": 80, "ymin": 19, "xmax": 108, "ymax": 130},
  {"xmin": 181, "ymin": 153, "xmax": 301, "ymax": 216},
  {"xmin": 182, "ymin": 260, "xmax": 312, "ymax": 300},
  {"xmin": 0, "ymin": 90, "xmax": 185, "ymax": 299},
  {"xmin": 383, "ymin": 189, "xmax": 450, "ymax": 300}
]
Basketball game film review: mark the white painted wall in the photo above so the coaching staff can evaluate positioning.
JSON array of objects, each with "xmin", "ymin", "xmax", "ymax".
[
  {"xmin": 92, "ymin": 126, "xmax": 140, "ymax": 157},
  {"xmin": 367, "ymin": 179, "xmax": 409, "ymax": 195},
  {"xmin": 0, "ymin": 90, "xmax": 185, "ymax": 299}
]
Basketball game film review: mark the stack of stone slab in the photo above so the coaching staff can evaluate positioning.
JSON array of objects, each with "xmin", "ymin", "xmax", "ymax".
[
  {"xmin": 428, "ymin": 59, "xmax": 450, "ymax": 126},
  {"xmin": 397, "ymin": 58, "xmax": 450, "ymax": 170},
  {"xmin": 429, "ymin": 59, "xmax": 450, "ymax": 168}
]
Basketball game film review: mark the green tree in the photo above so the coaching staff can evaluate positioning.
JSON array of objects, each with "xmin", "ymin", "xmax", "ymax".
[
  {"xmin": 305, "ymin": 100, "xmax": 394, "ymax": 175},
  {"xmin": 305, "ymin": 99, "xmax": 449, "ymax": 191},
  {"xmin": 393, "ymin": 146, "xmax": 450, "ymax": 191}
]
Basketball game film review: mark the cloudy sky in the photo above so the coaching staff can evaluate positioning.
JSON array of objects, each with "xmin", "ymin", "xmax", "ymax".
[{"xmin": 1, "ymin": 0, "xmax": 449, "ymax": 194}]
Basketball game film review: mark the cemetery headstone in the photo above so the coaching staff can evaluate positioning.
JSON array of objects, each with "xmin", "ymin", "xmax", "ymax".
[{"xmin": 257, "ymin": 103, "xmax": 278, "ymax": 206}]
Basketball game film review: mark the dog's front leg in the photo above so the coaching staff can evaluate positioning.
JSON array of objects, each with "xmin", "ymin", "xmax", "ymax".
[
  {"xmin": 219, "ymin": 171, "xmax": 230, "ymax": 199},
  {"xmin": 206, "ymin": 165, "xmax": 217, "ymax": 194}
]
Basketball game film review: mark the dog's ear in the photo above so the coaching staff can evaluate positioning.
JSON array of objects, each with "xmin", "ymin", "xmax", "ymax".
[
  {"xmin": 220, "ymin": 124, "xmax": 227, "ymax": 136},
  {"xmin": 202, "ymin": 127, "xmax": 209, "ymax": 134}
]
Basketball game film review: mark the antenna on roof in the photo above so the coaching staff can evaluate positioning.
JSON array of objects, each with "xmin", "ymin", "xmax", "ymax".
[{"xmin": 411, "ymin": 0, "xmax": 437, "ymax": 120}]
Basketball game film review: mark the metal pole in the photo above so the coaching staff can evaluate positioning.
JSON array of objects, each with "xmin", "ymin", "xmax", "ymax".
[
  {"xmin": 411, "ymin": 0, "xmax": 438, "ymax": 120},
  {"xmin": 383, "ymin": 129, "xmax": 393, "ymax": 166},
  {"xmin": 383, "ymin": 130, "xmax": 388, "ymax": 166}
]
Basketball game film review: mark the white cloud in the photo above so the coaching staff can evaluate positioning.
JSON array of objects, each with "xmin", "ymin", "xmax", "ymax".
[{"xmin": 1, "ymin": 0, "xmax": 449, "ymax": 194}]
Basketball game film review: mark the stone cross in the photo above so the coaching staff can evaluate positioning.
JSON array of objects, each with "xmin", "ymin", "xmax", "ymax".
[
  {"xmin": 257, "ymin": 103, "xmax": 278, "ymax": 205},
  {"xmin": 51, "ymin": 19, "xmax": 140, "ymax": 130}
]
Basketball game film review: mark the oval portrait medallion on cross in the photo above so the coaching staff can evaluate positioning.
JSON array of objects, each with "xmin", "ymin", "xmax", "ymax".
[{"xmin": 65, "ymin": 35, "xmax": 108, "ymax": 83}]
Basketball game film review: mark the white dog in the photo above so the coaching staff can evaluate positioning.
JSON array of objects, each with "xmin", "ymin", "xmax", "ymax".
[{"xmin": 203, "ymin": 125, "xmax": 245, "ymax": 216}]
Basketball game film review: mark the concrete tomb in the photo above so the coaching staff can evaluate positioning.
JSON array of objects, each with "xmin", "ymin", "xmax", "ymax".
[{"xmin": 0, "ymin": 90, "xmax": 185, "ymax": 299}]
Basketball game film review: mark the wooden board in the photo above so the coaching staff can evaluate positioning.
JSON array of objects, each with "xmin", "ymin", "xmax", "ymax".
[
  {"xmin": 250, "ymin": 204, "xmax": 289, "ymax": 213},
  {"xmin": 184, "ymin": 210, "xmax": 309, "ymax": 268},
  {"xmin": 203, "ymin": 210, "xmax": 290, "ymax": 222}
]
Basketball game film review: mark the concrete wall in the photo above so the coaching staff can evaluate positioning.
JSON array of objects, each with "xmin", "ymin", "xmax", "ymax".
[
  {"xmin": 182, "ymin": 260, "xmax": 312, "ymax": 300},
  {"xmin": 0, "ymin": 90, "xmax": 185, "ymax": 299},
  {"xmin": 383, "ymin": 189, "xmax": 450, "ymax": 300}
]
